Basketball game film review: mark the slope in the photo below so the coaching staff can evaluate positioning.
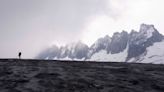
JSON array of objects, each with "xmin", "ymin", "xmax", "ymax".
[{"xmin": 0, "ymin": 59, "xmax": 164, "ymax": 92}]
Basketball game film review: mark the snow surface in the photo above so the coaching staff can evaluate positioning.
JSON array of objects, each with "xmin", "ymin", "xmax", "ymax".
[
  {"xmin": 57, "ymin": 57, "xmax": 85, "ymax": 61},
  {"xmin": 89, "ymin": 45, "xmax": 128, "ymax": 62},
  {"xmin": 73, "ymin": 58, "xmax": 85, "ymax": 61},
  {"xmin": 58, "ymin": 57, "xmax": 72, "ymax": 60},
  {"xmin": 129, "ymin": 41, "xmax": 164, "ymax": 64},
  {"xmin": 45, "ymin": 57, "xmax": 49, "ymax": 60}
]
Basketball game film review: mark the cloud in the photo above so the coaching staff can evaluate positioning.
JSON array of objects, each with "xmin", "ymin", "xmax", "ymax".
[
  {"xmin": 0, "ymin": 0, "xmax": 112, "ymax": 58},
  {"xmin": 82, "ymin": 0, "xmax": 164, "ymax": 46},
  {"xmin": 0, "ymin": 0, "xmax": 164, "ymax": 58}
]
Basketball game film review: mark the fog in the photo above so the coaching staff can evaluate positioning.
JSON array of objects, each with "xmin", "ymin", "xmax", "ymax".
[{"xmin": 0, "ymin": 0, "xmax": 164, "ymax": 58}]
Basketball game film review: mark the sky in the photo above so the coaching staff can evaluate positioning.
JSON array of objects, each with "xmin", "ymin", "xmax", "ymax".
[{"xmin": 0, "ymin": 0, "xmax": 164, "ymax": 58}]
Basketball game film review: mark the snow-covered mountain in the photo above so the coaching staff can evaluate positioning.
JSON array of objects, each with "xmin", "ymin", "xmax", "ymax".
[
  {"xmin": 36, "ymin": 24, "xmax": 164, "ymax": 63},
  {"xmin": 37, "ymin": 41, "xmax": 89, "ymax": 60}
]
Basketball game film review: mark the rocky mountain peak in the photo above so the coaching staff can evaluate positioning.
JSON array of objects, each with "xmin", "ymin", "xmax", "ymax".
[
  {"xmin": 139, "ymin": 24, "xmax": 156, "ymax": 39},
  {"xmin": 140, "ymin": 24, "xmax": 154, "ymax": 31},
  {"xmin": 108, "ymin": 31, "xmax": 129, "ymax": 54},
  {"xmin": 36, "ymin": 24, "xmax": 164, "ymax": 63},
  {"xmin": 89, "ymin": 35, "xmax": 111, "ymax": 57}
]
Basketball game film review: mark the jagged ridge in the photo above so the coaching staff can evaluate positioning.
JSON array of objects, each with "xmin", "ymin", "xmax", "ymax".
[{"xmin": 36, "ymin": 24, "xmax": 164, "ymax": 63}]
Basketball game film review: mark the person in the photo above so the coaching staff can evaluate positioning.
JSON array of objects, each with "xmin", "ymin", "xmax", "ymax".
[{"xmin": 18, "ymin": 52, "xmax": 21, "ymax": 59}]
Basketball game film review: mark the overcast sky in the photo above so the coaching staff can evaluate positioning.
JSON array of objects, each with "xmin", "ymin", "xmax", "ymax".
[{"xmin": 0, "ymin": 0, "xmax": 164, "ymax": 58}]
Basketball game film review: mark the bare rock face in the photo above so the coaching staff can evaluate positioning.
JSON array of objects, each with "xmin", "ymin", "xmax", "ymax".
[
  {"xmin": 107, "ymin": 31, "xmax": 129, "ymax": 54},
  {"xmin": 88, "ymin": 35, "xmax": 111, "ymax": 57},
  {"xmin": 0, "ymin": 59, "xmax": 164, "ymax": 92},
  {"xmin": 36, "ymin": 24, "xmax": 164, "ymax": 62},
  {"xmin": 127, "ymin": 24, "xmax": 163, "ymax": 60}
]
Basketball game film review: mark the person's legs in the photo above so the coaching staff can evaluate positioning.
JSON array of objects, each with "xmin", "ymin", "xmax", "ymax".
[{"xmin": 18, "ymin": 52, "xmax": 21, "ymax": 59}]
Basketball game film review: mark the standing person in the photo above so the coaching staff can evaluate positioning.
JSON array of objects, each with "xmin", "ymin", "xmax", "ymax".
[{"xmin": 18, "ymin": 52, "xmax": 21, "ymax": 59}]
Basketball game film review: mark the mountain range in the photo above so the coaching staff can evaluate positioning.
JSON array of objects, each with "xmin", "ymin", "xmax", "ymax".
[{"xmin": 36, "ymin": 24, "xmax": 164, "ymax": 64}]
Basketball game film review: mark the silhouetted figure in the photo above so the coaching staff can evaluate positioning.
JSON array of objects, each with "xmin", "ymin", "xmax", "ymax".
[{"xmin": 18, "ymin": 52, "xmax": 21, "ymax": 59}]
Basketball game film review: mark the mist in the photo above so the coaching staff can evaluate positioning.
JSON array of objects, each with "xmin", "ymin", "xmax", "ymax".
[{"xmin": 0, "ymin": 0, "xmax": 164, "ymax": 58}]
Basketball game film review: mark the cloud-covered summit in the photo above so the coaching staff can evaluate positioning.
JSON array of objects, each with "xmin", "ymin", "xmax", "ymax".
[
  {"xmin": 36, "ymin": 24, "xmax": 164, "ymax": 63},
  {"xmin": 0, "ymin": 0, "xmax": 164, "ymax": 58}
]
